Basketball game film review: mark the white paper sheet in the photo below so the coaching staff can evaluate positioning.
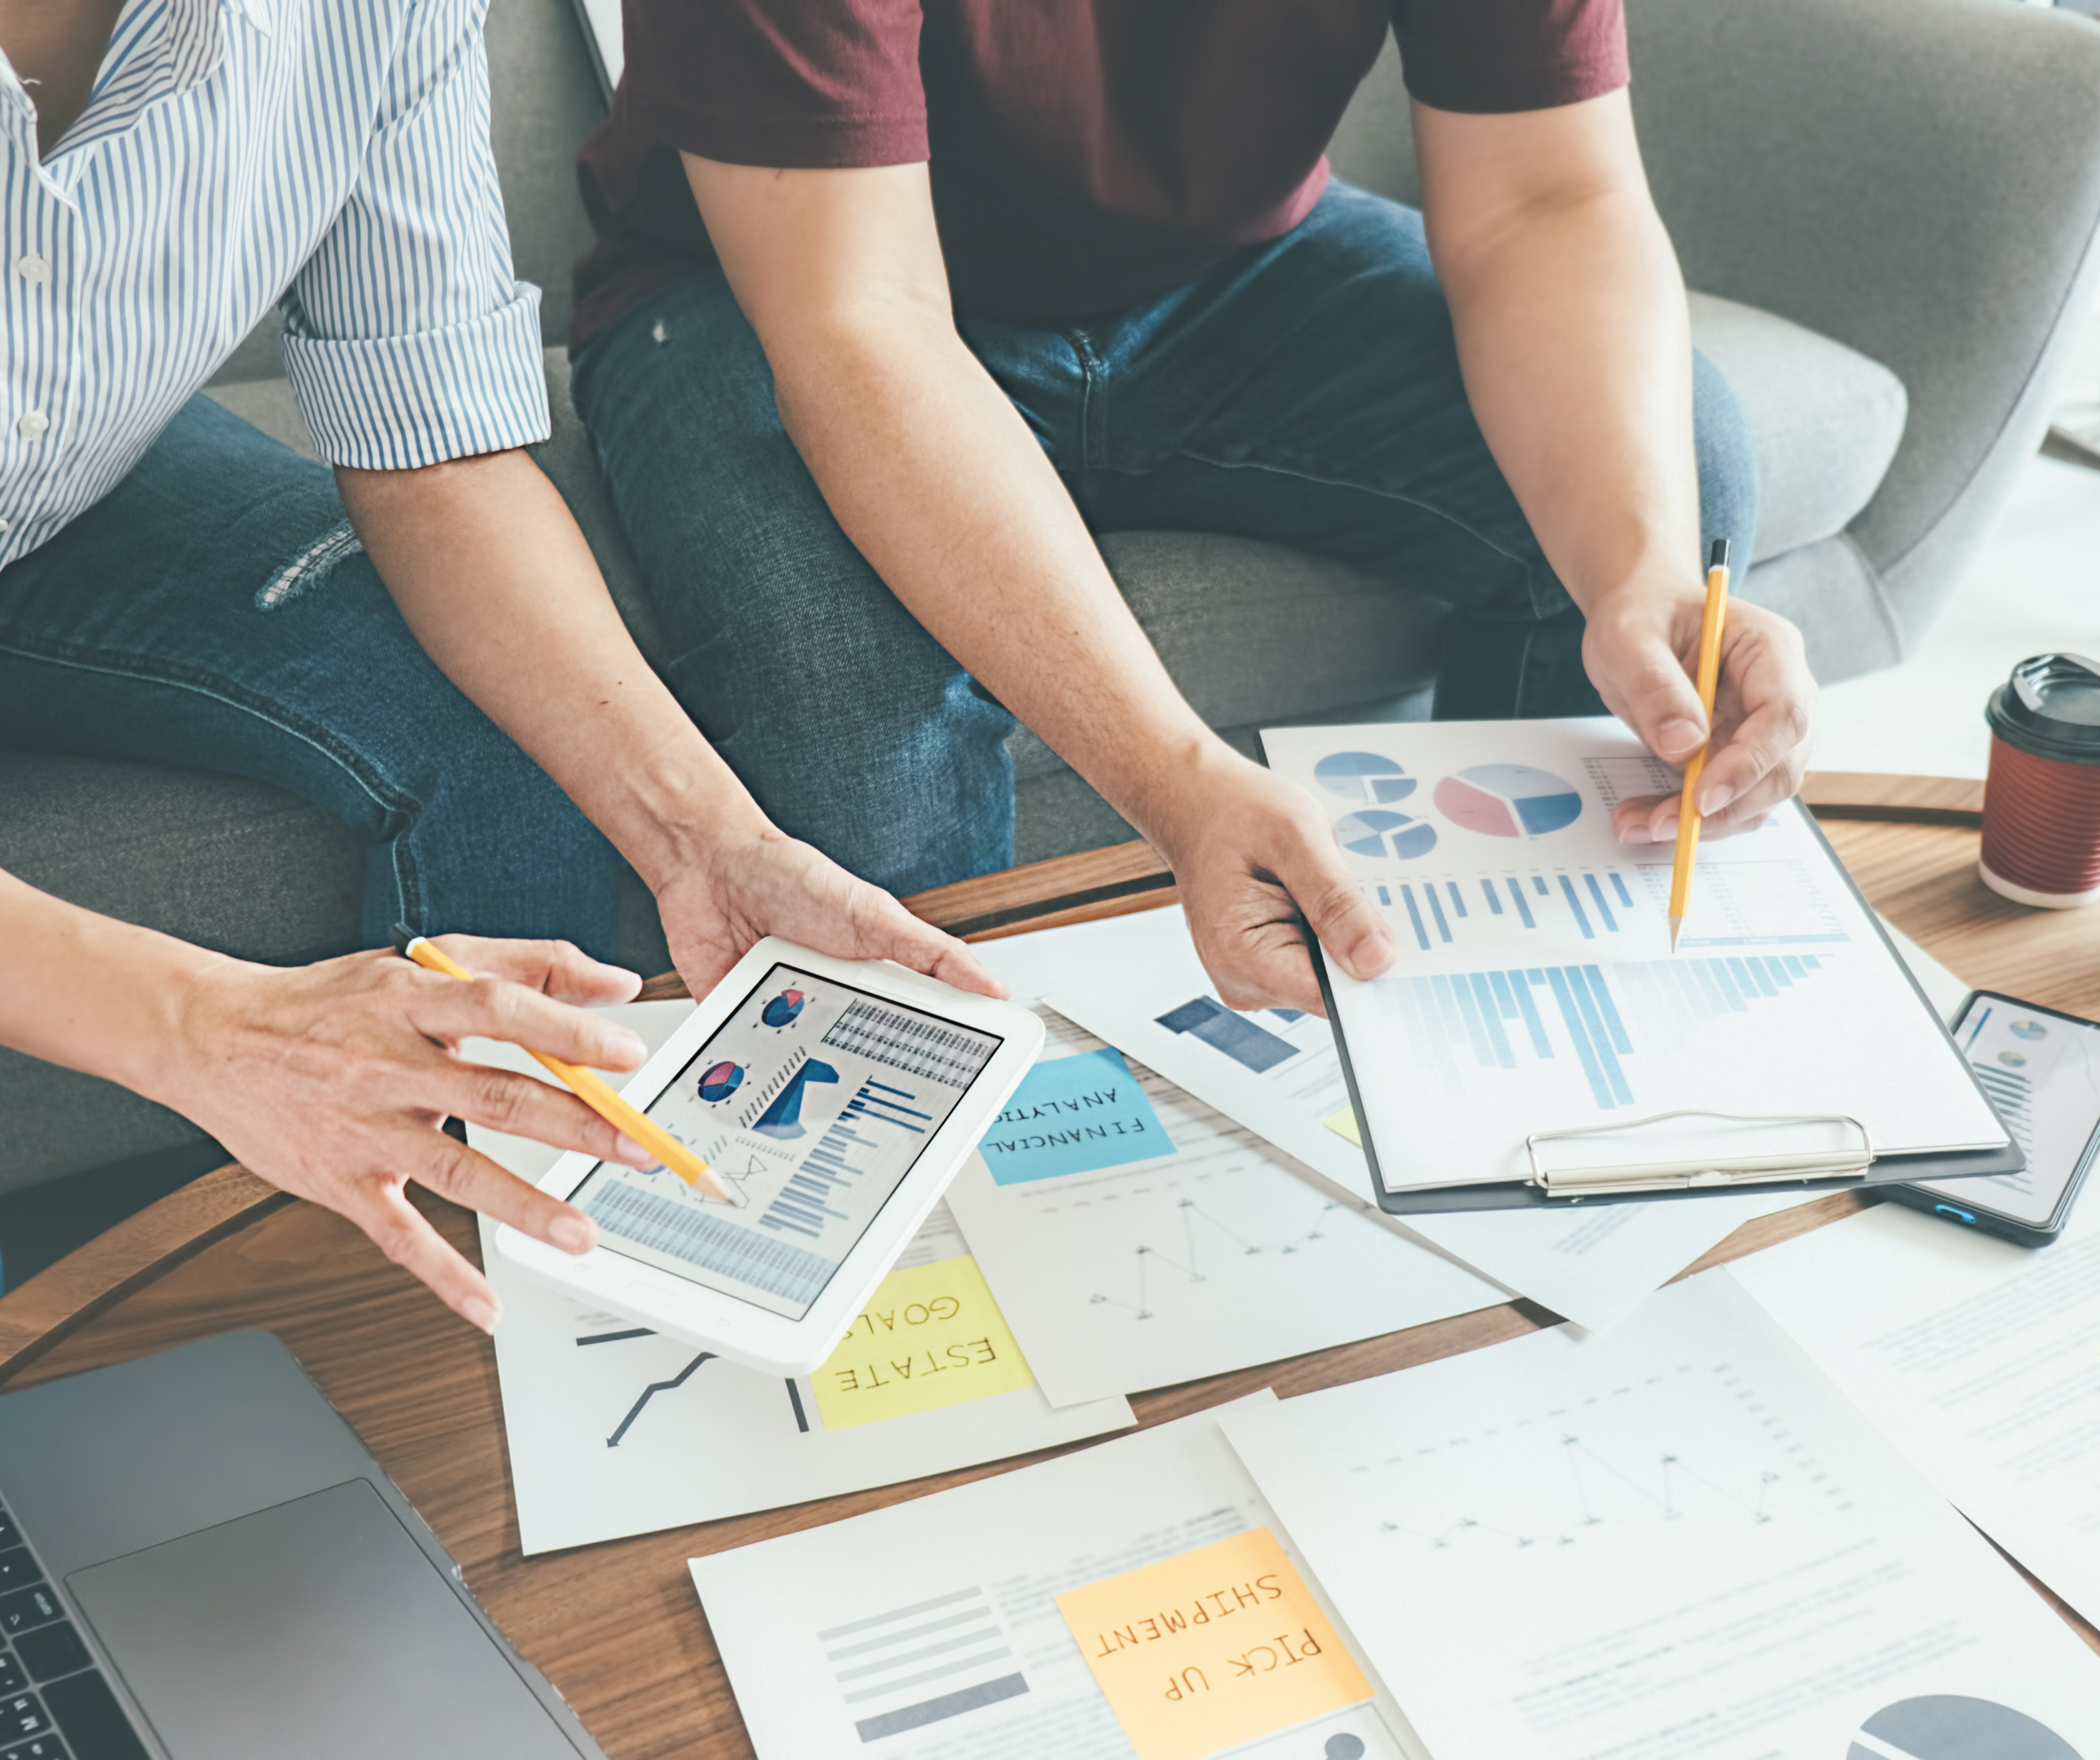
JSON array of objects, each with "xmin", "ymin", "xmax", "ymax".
[
  {"xmin": 1043, "ymin": 907, "xmax": 1364, "ymax": 1189},
  {"xmin": 1733, "ymin": 1195, "xmax": 2100, "ymax": 1629},
  {"xmin": 463, "ymin": 1005, "xmax": 1131, "ymax": 1554},
  {"xmin": 1039, "ymin": 906, "xmax": 1811, "ymax": 1333},
  {"xmin": 946, "ymin": 934, "xmax": 1503, "ymax": 1406},
  {"xmin": 1218, "ymin": 1273, "xmax": 2100, "ymax": 1760},
  {"xmin": 1259, "ymin": 720, "xmax": 2007, "ymax": 1187},
  {"xmin": 689, "ymin": 1398, "xmax": 1425, "ymax": 1760}
]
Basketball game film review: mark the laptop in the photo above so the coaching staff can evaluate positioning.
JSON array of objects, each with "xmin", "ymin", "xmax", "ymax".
[{"xmin": 0, "ymin": 1331, "xmax": 605, "ymax": 1759}]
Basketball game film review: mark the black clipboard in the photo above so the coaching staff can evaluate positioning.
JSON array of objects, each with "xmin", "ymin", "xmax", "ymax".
[{"xmin": 1272, "ymin": 760, "xmax": 2026, "ymax": 1213}]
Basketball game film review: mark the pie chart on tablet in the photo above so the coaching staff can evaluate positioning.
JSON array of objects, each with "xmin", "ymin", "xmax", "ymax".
[
  {"xmin": 1434, "ymin": 764, "xmax": 1583, "ymax": 837},
  {"xmin": 1334, "ymin": 810, "xmax": 1437, "ymax": 860},
  {"xmin": 1846, "ymin": 1696, "xmax": 2084, "ymax": 1760}
]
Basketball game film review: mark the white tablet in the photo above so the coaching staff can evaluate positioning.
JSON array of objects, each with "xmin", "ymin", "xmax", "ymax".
[{"xmin": 493, "ymin": 938, "xmax": 1044, "ymax": 1376}]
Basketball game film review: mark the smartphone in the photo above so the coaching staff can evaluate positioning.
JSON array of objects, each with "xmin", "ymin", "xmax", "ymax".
[{"xmin": 1891, "ymin": 990, "xmax": 2100, "ymax": 1245}]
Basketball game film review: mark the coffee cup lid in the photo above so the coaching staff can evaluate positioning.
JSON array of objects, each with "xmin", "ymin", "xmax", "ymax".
[{"xmin": 1987, "ymin": 653, "xmax": 2100, "ymax": 764}]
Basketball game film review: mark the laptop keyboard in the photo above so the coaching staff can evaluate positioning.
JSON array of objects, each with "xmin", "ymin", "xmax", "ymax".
[{"xmin": 0, "ymin": 1502, "xmax": 149, "ymax": 1760}]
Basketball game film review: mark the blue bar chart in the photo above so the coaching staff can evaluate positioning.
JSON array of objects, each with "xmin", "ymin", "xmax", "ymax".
[
  {"xmin": 1384, "ymin": 954, "xmax": 1828, "ymax": 1111},
  {"xmin": 1380, "ymin": 867, "xmax": 1643, "ymax": 953},
  {"xmin": 1370, "ymin": 855, "xmax": 1852, "ymax": 955},
  {"xmin": 761, "ymin": 1075, "xmax": 933, "ymax": 1239}
]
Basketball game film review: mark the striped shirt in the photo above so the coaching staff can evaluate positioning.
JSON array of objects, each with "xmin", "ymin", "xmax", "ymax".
[{"xmin": 0, "ymin": 0, "xmax": 549, "ymax": 570}]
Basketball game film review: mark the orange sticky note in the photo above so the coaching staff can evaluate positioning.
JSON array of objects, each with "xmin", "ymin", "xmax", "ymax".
[{"xmin": 1054, "ymin": 1527, "xmax": 1371, "ymax": 1760}]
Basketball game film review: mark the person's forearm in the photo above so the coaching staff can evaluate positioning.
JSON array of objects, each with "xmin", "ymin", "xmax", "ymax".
[
  {"xmin": 1426, "ymin": 146, "xmax": 1700, "ymax": 617},
  {"xmin": 761, "ymin": 311, "xmax": 1224, "ymax": 838},
  {"xmin": 0, "ymin": 869, "xmax": 224, "ymax": 1098},
  {"xmin": 335, "ymin": 451, "xmax": 772, "ymax": 892}
]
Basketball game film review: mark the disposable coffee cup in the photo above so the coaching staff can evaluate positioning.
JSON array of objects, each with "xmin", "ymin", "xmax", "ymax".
[{"xmin": 1979, "ymin": 652, "xmax": 2100, "ymax": 908}]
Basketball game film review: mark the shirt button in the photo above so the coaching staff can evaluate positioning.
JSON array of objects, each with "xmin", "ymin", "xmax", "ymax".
[
  {"xmin": 0, "ymin": 517, "xmax": 10, "ymax": 535},
  {"xmin": 15, "ymin": 254, "xmax": 49, "ymax": 285},
  {"xmin": 16, "ymin": 411, "xmax": 48, "ymax": 439}
]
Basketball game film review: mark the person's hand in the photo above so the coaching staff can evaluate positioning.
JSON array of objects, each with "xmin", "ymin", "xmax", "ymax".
[
  {"xmin": 1144, "ymin": 750, "xmax": 1397, "ymax": 1015},
  {"xmin": 150, "ymin": 936, "xmax": 657, "ymax": 1333},
  {"xmin": 654, "ymin": 826, "xmax": 1007, "ymax": 1002},
  {"xmin": 1581, "ymin": 583, "xmax": 1818, "ymax": 844}
]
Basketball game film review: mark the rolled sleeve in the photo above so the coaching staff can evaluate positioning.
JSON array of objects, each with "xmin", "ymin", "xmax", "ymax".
[
  {"xmin": 284, "ymin": 285, "xmax": 550, "ymax": 469},
  {"xmin": 283, "ymin": 0, "xmax": 552, "ymax": 468}
]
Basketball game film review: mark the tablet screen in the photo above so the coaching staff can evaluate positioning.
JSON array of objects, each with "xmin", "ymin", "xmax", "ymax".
[{"xmin": 570, "ymin": 965, "xmax": 1005, "ymax": 1318}]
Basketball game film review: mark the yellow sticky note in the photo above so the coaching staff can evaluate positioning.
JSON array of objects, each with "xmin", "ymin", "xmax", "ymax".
[
  {"xmin": 1323, "ymin": 1104, "xmax": 1363, "ymax": 1148},
  {"xmin": 810, "ymin": 1254, "xmax": 1035, "ymax": 1430},
  {"xmin": 1054, "ymin": 1527, "xmax": 1371, "ymax": 1760}
]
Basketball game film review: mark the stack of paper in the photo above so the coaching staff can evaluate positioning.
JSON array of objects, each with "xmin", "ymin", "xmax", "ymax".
[
  {"xmin": 694, "ymin": 1275, "xmax": 2100, "ymax": 1759},
  {"xmin": 993, "ymin": 906, "xmax": 1823, "ymax": 1334},
  {"xmin": 690, "ymin": 1399, "xmax": 1424, "ymax": 1760}
]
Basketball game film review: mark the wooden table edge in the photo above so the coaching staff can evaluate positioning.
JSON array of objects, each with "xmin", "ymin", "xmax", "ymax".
[{"xmin": 0, "ymin": 769, "xmax": 1986, "ymax": 1388}]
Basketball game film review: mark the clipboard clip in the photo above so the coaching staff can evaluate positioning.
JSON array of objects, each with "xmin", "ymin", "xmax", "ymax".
[{"xmin": 1524, "ymin": 1109, "xmax": 1875, "ymax": 1197}]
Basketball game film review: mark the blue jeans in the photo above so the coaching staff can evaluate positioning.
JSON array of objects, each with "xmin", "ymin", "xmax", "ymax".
[
  {"xmin": 0, "ymin": 396, "xmax": 625, "ymax": 956},
  {"xmin": 573, "ymin": 180, "xmax": 1760, "ymax": 898}
]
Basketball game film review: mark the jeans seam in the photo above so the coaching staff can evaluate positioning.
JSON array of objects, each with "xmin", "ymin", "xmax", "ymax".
[
  {"xmin": 1066, "ymin": 330, "xmax": 1109, "ymax": 472},
  {"xmin": 0, "ymin": 632, "xmax": 425, "ymax": 924},
  {"xmin": 1173, "ymin": 443, "xmax": 1562, "ymax": 617}
]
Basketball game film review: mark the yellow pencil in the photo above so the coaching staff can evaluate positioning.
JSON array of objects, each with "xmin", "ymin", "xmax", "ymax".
[
  {"xmin": 394, "ymin": 926, "xmax": 738, "ymax": 1203},
  {"xmin": 1668, "ymin": 540, "xmax": 1732, "ymax": 953}
]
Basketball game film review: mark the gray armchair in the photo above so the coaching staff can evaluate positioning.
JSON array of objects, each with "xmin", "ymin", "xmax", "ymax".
[{"xmin": 4, "ymin": 0, "xmax": 2097, "ymax": 1198}]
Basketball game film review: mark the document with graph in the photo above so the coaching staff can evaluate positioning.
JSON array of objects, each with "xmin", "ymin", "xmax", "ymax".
[
  {"xmin": 462, "ymin": 1010, "xmax": 1131, "ymax": 1554},
  {"xmin": 943, "ymin": 928, "xmax": 1502, "ymax": 1406},
  {"xmin": 1218, "ymin": 1274, "xmax": 2100, "ymax": 1760},
  {"xmin": 1733, "ymin": 1195, "xmax": 2100, "ymax": 1629},
  {"xmin": 1259, "ymin": 719, "xmax": 2011, "ymax": 1197},
  {"xmin": 690, "ymin": 1397, "xmax": 1428, "ymax": 1760},
  {"xmin": 1042, "ymin": 903, "xmax": 1821, "ymax": 1334}
]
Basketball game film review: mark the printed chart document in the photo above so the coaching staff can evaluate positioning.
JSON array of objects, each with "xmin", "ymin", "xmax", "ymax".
[
  {"xmin": 1218, "ymin": 1274, "xmax": 2100, "ymax": 1760},
  {"xmin": 1258, "ymin": 720, "xmax": 2007, "ymax": 1190},
  {"xmin": 1733, "ymin": 1196, "xmax": 2100, "ymax": 1628},
  {"xmin": 1041, "ymin": 908, "xmax": 1813, "ymax": 1333},
  {"xmin": 689, "ymin": 1399, "xmax": 1425, "ymax": 1760},
  {"xmin": 463, "ymin": 1008, "xmax": 1131, "ymax": 1553},
  {"xmin": 945, "ymin": 932, "xmax": 1502, "ymax": 1406}
]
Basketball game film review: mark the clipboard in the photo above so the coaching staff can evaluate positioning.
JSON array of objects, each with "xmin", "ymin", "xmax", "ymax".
[{"xmin": 1298, "ymin": 792, "xmax": 2026, "ymax": 1213}]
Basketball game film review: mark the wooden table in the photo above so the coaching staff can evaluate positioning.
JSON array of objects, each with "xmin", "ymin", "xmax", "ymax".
[{"xmin": 1, "ymin": 773, "xmax": 2095, "ymax": 1756}]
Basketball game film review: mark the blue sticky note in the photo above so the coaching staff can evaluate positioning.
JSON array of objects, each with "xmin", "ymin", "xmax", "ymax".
[{"xmin": 978, "ymin": 1045, "xmax": 1169, "ymax": 1185}]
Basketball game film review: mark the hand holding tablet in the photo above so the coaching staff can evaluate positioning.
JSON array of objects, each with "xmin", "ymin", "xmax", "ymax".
[{"xmin": 495, "ymin": 938, "xmax": 1044, "ymax": 1373}]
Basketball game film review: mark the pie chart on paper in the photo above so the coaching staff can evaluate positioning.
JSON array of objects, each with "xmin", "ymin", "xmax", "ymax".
[
  {"xmin": 1846, "ymin": 1695, "xmax": 2084, "ymax": 1760},
  {"xmin": 1314, "ymin": 751, "xmax": 1417, "ymax": 805},
  {"xmin": 1334, "ymin": 810, "xmax": 1437, "ymax": 861},
  {"xmin": 1434, "ymin": 764, "xmax": 1583, "ymax": 838}
]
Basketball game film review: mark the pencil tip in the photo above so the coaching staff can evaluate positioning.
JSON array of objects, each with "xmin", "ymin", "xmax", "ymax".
[
  {"xmin": 1709, "ymin": 537, "xmax": 1730, "ymax": 571},
  {"xmin": 1669, "ymin": 916, "xmax": 1683, "ymax": 953}
]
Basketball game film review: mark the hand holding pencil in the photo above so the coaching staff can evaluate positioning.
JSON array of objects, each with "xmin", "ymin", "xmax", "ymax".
[
  {"xmin": 395, "ymin": 926, "xmax": 738, "ymax": 1204},
  {"xmin": 1668, "ymin": 540, "xmax": 1732, "ymax": 952}
]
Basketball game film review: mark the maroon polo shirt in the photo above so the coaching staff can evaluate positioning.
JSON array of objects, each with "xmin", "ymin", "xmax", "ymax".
[{"xmin": 570, "ymin": 0, "xmax": 1629, "ymax": 352}]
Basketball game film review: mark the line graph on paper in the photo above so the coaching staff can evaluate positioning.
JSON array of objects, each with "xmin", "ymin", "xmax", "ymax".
[
  {"xmin": 574, "ymin": 1328, "xmax": 808, "ymax": 1447},
  {"xmin": 1364, "ymin": 1359, "xmax": 1851, "ymax": 1557},
  {"xmin": 1087, "ymin": 1193, "xmax": 1347, "ymax": 1319}
]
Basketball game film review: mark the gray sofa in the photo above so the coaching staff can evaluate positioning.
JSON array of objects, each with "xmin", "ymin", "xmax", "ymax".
[{"xmin": 5, "ymin": 0, "xmax": 2100, "ymax": 1196}]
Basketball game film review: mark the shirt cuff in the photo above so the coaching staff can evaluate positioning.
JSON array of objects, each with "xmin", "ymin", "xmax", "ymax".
[{"xmin": 282, "ymin": 283, "xmax": 553, "ymax": 469}]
